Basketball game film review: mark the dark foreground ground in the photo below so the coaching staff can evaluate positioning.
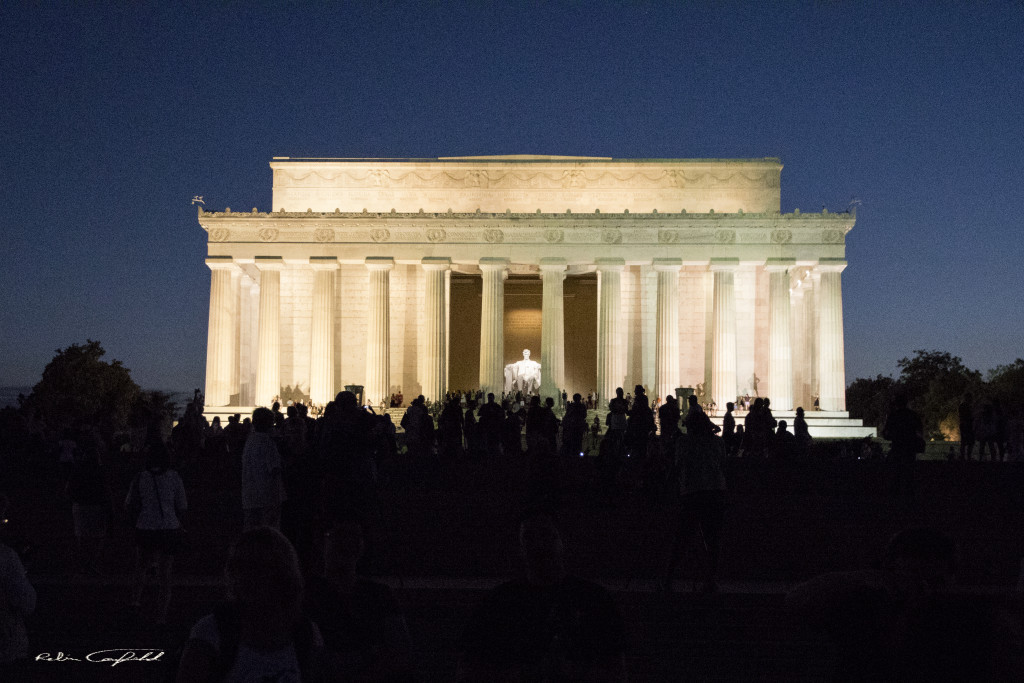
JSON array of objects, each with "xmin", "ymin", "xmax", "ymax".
[{"xmin": 5, "ymin": 450, "xmax": 1024, "ymax": 681}]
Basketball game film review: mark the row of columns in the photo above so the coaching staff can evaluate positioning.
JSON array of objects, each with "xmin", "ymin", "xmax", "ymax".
[{"xmin": 205, "ymin": 256, "xmax": 846, "ymax": 412}]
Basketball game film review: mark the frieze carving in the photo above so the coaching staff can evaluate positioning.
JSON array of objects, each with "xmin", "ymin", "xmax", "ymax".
[
  {"xmin": 463, "ymin": 170, "xmax": 488, "ymax": 187},
  {"xmin": 715, "ymin": 229, "xmax": 736, "ymax": 244},
  {"xmin": 370, "ymin": 228, "xmax": 391, "ymax": 242},
  {"xmin": 770, "ymin": 229, "xmax": 793, "ymax": 244},
  {"xmin": 658, "ymin": 229, "xmax": 679, "ymax": 244},
  {"xmin": 665, "ymin": 170, "xmax": 686, "ymax": 188},
  {"xmin": 822, "ymin": 229, "xmax": 845, "ymax": 243},
  {"xmin": 426, "ymin": 228, "xmax": 447, "ymax": 243},
  {"xmin": 314, "ymin": 228, "xmax": 335, "ymax": 243},
  {"xmin": 367, "ymin": 169, "xmax": 390, "ymax": 186},
  {"xmin": 209, "ymin": 228, "xmax": 230, "ymax": 242},
  {"xmin": 483, "ymin": 228, "xmax": 504, "ymax": 244},
  {"xmin": 543, "ymin": 229, "xmax": 564, "ymax": 243},
  {"xmin": 601, "ymin": 228, "xmax": 622, "ymax": 244},
  {"xmin": 275, "ymin": 168, "xmax": 781, "ymax": 191},
  {"xmin": 257, "ymin": 228, "xmax": 279, "ymax": 242},
  {"xmin": 561, "ymin": 170, "xmax": 586, "ymax": 188}
]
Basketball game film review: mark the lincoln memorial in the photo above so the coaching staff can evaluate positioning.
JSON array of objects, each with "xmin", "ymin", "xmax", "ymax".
[{"xmin": 199, "ymin": 155, "xmax": 874, "ymax": 436}]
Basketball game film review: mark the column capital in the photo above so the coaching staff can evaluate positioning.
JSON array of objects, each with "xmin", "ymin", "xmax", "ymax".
[
  {"xmin": 764, "ymin": 257, "xmax": 796, "ymax": 273},
  {"xmin": 653, "ymin": 258, "xmax": 682, "ymax": 272},
  {"xmin": 421, "ymin": 257, "xmax": 452, "ymax": 272},
  {"xmin": 309, "ymin": 256, "xmax": 340, "ymax": 271},
  {"xmin": 479, "ymin": 257, "xmax": 510, "ymax": 273},
  {"xmin": 254, "ymin": 256, "xmax": 285, "ymax": 271},
  {"xmin": 365, "ymin": 257, "xmax": 395, "ymax": 272},
  {"xmin": 816, "ymin": 258, "xmax": 847, "ymax": 273},
  {"xmin": 709, "ymin": 257, "xmax": 740, "ymax": 273},
  {"xmin": 595, "ymin": 258, "xmax": 625, "ymax": 272},
  {"xmin": 539, "ymin": 257, "xmax": 567, "ymax": 273},
  {"xmin": 206, "ymin": 256, "xmax": 240, "ymax": 272}
]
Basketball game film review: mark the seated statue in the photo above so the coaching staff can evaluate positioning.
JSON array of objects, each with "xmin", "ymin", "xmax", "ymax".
[{"xmin": 504, "ymin": 349, "xmax": 542, "ymax": 395}]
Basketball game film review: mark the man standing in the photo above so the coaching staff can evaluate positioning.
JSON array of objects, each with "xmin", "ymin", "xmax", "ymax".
[
  {"xmin": 241, "ymin": 407, "xmax": 285, "ymax": 530},
  {"xmin": 958, "ymin": 393, "xmax": 975, "ymax": 460},
  {"xmin": 561, "ymin": 393, "xmax": 588, "ymax": 460},
  {"xmin": 883, "ymin": 395, "xmax": 924, "ymax": 501},
  {"xmin": 478, "ymin": 393, "xmax": 505, "ymax": 458}
]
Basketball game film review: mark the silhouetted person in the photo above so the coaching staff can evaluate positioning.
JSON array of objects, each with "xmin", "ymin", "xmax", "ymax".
[
  {"xmin": 743, "ymin": 397, "xmax": 772, "ymax": 458},
  {"xmin": 721, "ymin": 402, "xmax": 737, "ymax": 457},
  {"xmin": 400, "ymin": 396, "xmax": 434, "ymax": 475},
  {"xmin": 664, "ymin": 397, "xmax": 726, "ymax": 594},
  {"xmin": 684, "ymin": 394, "xmax": 720, "ymax": 439},
  {"xmin": 464, "ymin": 407, "xmax": 484, "ymax": 458},
  {"xmin": 794, "ymin": 406, "xmax": 812, "ymax": 457},
  {"xmin": 125, "ymin": 441, "xmax": 187, "ymax": 624},
  {"xmin": 653, "ymin": 395, "xmax": 683, "ymax": 494},
  {"xmin": 478, "ymin": 393, "xmax": 505, "ymax": 457},
  {"xmin": 438, "ymin": 397, "xmax": 464, "ymax": 461},
  {"xmin": 882, "ymin": 395, "xmax": 924, "ymax": 501},
  {"xmin": 561, "ymin": 393, "xmax": 588, "ymax": 461},
  {"xmin": 317, "ymin": 391, "xmax": 378, "ymax": 528},
  {"xmin": 306, "ymin": 515, "xmax": 412, "ymax": 681},
  {"xmin": 958, "ymin": 392, "xmax": 975, "ymax": 460},
  {"xmin": 503, "ymin": 407, "xmax": 523, "ymax": 460},
  {"xmin": 66, "ymin": 442, "xmax": 111, "ymax": 574},
  {"xmin": 242, "ymin": 407, "xmax": 285, "ymax": 530},
  {"xmin": 977, "ymin": 403, "xmax": 1000, "ymax": 461},
  {"xmin": 626, "ymin": 385, "xmax": 655, "ymax": 462},
  {"xmin": 599, "ymin": 389, "xmax": 629, "ymax": 505},
  {"xmin": 176, "ymin": 528, "xmax": 324, "ymax": 682},
  {"xmin": 772, "ymin": 420, "xmax": 797, "ymax": 460},
  {"xmin": 458, "ymin": 513, "xmax": 626, "ymax": 681},
  {"xmin": 0, "ymin": 494, "xmax": 35, "ymax": 673}
]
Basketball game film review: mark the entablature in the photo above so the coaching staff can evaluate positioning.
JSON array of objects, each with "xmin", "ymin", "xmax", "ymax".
[{"xmin": 198, "ymin": 207, "xmax": 854, "ymax": 250}]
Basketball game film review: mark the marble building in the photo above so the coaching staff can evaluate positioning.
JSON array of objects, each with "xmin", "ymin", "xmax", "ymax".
[{"xmin": 199, "ymin": 155, "xmax": 874, "ymax": 437}]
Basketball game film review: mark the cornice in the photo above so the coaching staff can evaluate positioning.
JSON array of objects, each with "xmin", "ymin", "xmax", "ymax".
[{"xmin": 198, "ymin": 207, "xmax": 854, "ymax": 246}]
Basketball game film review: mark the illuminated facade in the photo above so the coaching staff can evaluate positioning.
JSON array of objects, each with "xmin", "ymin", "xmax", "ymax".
[{"xmin": 199, "ymin": 156, "xmax": 873, "ymax": 437}]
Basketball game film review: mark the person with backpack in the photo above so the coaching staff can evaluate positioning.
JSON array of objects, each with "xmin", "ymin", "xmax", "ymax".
[
  {"xmin": 176, "ymin": 527, "xmax": 323, "ymax": 682},
  {"xmin": 125, "ymin": 441, "xmax": 187, "ymax": 624}
]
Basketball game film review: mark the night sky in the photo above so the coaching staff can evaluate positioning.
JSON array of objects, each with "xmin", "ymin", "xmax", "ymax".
[{"xmin": 3, "ymin": 2, "xmax": 1022, "ymax": 392}]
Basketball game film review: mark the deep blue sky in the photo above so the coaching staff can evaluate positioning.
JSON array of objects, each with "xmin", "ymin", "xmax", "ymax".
[{"xmin": 2, "ymin": 2, "xmax": 1022, "ymax": 391}]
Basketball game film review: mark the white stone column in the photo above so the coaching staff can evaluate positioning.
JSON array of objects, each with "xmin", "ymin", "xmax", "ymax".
[
  {"xmin": 229, "ymin": 269, "xmax": 241, "ymax": 400},
  {"xmin": 766, "ymin": 259, "xmax": 794, "ymax": 411},
  {"xmin": 445, "ymin": 269, "xmax": 451, "ymax": 391},
  {"xmin": 309, "ymin": 257, "xmax": 339, "ymax": 406},
  {"xmin": 254, "ymin": 257, "xmax": 284, "ymax": 407},
  {"xmin": 817, "ymin": 259, "xmax": 847, "ymax": 411},
  {"xmin": 365, "ymin": 257, "xmax": 394, "ymax": 407},
  {"xmin": 710, "ymin": 259, "xmax": 739, "ymax": 410},
  {"xmin": 247, "ymin": 281, "xmax": 259, "ymax": 405},
  {"xmin": 422, "ymin": 257, "xmax": 451, "ymax": 402},
  {"xmin": 789, "ymin": 277, "xmax": 807, "ymax": 409},
  {"xmin": 478, "ymin": 258, "xmax": 508, "ymax": 397},
  {"xmin": 654, "ymin": 259, "xmax": 682, "ymax": 402},
  {"xmin": 204, "ymin": 257, "xmax": 239, "ymax": 407},
  {"xmin": 237, "ymin": 276, "xmax": 254, "ymax": 406},
  {"xmin": 807, "ymin": 270, "xmax": 820, "ymax": 407},
  {"xmin": 540, "ymin": 259, "xmax": 567, "ymax": 400},
  {"xmin": 596, "ymin": 259, "xmax": 624, "ymax": 406}
]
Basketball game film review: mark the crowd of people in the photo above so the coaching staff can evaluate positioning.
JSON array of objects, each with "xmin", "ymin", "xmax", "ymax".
[{"xmin": 2, "ymin": 383, "xmax": 1023, "ymax": 679}]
